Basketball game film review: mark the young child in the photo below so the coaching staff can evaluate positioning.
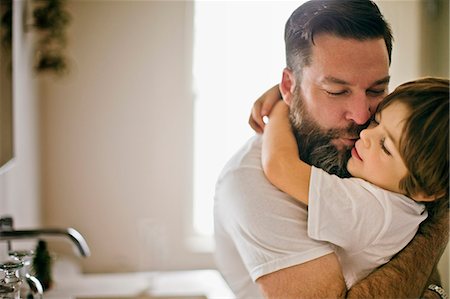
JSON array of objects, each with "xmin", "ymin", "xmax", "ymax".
[{"xmin": 261, "ymin": 77, "xmax": 449, "ymax": 288}]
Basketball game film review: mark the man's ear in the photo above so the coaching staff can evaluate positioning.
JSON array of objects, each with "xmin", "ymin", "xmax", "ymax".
[{"xmin": 280, "ymin": 68, "xmax": 296, "ymax": 107}]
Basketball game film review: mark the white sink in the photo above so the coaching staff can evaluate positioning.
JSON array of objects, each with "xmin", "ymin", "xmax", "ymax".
[
  {"xmin": 44, "ymin": 269, "xmax": 234, "ymax": 299},
  {"xmin": 77, "ymin": 296, "xmax": 205, "ymax": 299}
]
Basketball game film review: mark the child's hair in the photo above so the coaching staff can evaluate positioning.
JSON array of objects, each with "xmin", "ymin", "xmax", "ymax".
[{"xmin": 377, "ymin": 77, "xmax": 449, "ymax": 203}]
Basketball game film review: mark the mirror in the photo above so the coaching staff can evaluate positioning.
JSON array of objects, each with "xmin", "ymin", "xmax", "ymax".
[{"xmin": 0, "ymin": 0, "xmax": 13, "ymax": 171}]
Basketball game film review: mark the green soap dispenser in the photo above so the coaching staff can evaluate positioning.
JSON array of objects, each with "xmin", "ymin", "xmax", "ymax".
[{"xmin": 32, "ymin": 240, "xmax": 52, "ymax": 291}]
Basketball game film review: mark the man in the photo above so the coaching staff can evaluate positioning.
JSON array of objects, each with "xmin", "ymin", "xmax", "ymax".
[{"xmin": 214, "ymin": 1, "xmax": 449, "ymax": 298}]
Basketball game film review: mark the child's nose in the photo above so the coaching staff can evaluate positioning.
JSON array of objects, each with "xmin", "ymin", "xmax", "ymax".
[{"xmin": 359, "ymin": 128, "xmax": 371, "ymax": 147}]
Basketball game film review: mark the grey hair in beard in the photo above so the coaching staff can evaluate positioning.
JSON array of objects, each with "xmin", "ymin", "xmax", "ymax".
[{"xmin": 289, "ymin": 85, "xmax": 366, "ymax": 178}]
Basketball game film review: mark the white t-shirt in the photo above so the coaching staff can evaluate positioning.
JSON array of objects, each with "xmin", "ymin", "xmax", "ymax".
[
  {"xmin": 214, "ymin": 136, "xmax": 333, "ymax": 298},
  {"xmin": 308, "ymin": 167, "xmax": 428, "ymax": 288}
]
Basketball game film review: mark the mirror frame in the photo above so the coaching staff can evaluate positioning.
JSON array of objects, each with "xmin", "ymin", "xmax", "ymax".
[{"xmin": 0, "ymin": 0, "xmax": 14, "ymax": 173}]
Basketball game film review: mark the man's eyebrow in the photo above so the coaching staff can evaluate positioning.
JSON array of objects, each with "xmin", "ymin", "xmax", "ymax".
[
  {"xmin": 322, "ymin": 75, "xmax": 391, "ymax": 86},
  {"xmin": 322, "ymin": 76, "xmax": 350, "ymax": 85},
  {"xmin": 372, "ymin": 76, "xmax": 390, "ymax": 86}
]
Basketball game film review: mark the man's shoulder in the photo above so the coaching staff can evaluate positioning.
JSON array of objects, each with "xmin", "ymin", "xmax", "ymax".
[
  {"xmin": 219, "ymin": 135, "xmax": 263, "ymax": 177},
  {"xmin": 214, "ymin": 134, "xmax": 280, "ymax": 210}
]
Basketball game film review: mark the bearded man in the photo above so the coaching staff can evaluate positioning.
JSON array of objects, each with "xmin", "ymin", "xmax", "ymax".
[{"xmin": 214, "ymin": 1, "xmax": 448, "ymax": 298}]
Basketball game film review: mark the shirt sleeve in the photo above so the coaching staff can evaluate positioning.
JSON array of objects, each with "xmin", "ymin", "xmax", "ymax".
[
  {"xmin": 307, "ymin": 167, "xmax": 390, "ymax": 253},
  {"xmin": 215, "ymin": 165, "xmax": 334, "ymax": 281}
]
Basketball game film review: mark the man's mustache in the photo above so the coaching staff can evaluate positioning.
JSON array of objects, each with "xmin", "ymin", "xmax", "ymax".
[{"xmin": 326, "ymin": 121, "xmax": 370, "ymax": 140}]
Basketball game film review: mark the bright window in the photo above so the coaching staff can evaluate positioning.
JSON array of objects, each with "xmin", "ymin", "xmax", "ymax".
[{"xmin": 192, "ymin": 1, "xmax": 303, "ymax": 241}]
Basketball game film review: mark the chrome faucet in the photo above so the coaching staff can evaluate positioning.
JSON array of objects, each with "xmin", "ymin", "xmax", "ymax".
[{"xmin": 0, "ymin": 216, "xmax": 90, "ymax": 257}]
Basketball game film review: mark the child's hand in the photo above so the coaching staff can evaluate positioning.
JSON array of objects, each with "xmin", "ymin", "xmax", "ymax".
[
  {"xmin": 248, "ymin": 85, "xmax": 282, "ymax": 134},
  {"xmin": 267, "ymin": 100, "xmax": 290, "ymax": 121}
]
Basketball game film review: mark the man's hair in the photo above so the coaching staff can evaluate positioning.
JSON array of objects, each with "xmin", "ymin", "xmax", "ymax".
[
  {"xmin": 285, "ymin": 0, "xmax": 393, "ymax": 77},
  {"xmin": 378, "ymin": 77, "xmax": 449, "ymax": 203}
]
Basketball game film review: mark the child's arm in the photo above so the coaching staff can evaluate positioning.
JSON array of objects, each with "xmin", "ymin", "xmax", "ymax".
[{"xmin": 261, "ymin": 101, "xmax": 311, "ymax": 205}]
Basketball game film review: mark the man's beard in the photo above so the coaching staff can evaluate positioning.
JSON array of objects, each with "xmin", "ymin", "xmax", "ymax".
[{"xmin": 289, "ymin": 86, "xmax": 367, "ymax": 178}]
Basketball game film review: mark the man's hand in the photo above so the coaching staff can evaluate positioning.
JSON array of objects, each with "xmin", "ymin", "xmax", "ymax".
[{"xmin": 249, "ymin": 85, "xmax": 282, "ymax": 134}]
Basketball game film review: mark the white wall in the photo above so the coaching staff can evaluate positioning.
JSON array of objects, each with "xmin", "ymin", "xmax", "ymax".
[
  {"xmin": 40, "ymin": 1, "xmax": 213, "ymax": 273},
  {"xmin": 378, "ymin": 0, "xmax": 449, "ymax": 84}
]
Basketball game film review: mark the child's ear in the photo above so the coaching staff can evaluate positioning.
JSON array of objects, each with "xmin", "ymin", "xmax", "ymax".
[{"xmin": 411, "ymin": 191, "xmax": 444, "ymax": 202}]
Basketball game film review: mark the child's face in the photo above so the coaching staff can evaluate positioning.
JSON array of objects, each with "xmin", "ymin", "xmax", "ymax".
[{"xmin": 347, "ymin": 101, "xmax": 409, "ymax": 194}]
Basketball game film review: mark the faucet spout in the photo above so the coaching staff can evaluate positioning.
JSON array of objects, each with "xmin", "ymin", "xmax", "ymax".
[
  {"xmin": 0, "ymin": 228, "xmax": 90, "ymax": 257},
  {"xmin": 0, "ymin": 217, "xmax": 90, "ymax": 257}
]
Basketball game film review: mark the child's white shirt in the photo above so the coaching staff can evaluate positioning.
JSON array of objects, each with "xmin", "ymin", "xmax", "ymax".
[{"xmin": 308, "ymin": 166, "xmax": 428, "ymax": 288}]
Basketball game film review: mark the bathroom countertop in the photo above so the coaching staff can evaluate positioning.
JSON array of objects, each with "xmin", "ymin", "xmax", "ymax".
[{"xmin": 44, "ymin": 268, "xmax": 235, "ymax": 299}]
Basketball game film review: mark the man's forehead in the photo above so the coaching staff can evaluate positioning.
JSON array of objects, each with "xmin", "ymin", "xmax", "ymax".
[
  {"xmin": 303, "ymin": 36, "xmax": 390, "ymax": 87},
  {"xmin": 309, "ymin": 34, "xmax": 389, "ymax": 63}
]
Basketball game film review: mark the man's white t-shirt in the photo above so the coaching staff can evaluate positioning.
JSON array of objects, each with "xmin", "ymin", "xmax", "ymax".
[
  {"xmin": 308, "ymin": 167, "xmax": 427, "ymax": 288},
  {"xmin": 214, "ymin": 136, "xmax": 334, "ymax": 298}
]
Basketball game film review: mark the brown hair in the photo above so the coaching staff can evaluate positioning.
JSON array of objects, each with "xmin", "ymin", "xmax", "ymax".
[
  {"xmin": 285, "ymin": 0, "xmax": 393, "ymax": 78},
  {"xmin": 377, "ymin": 77, "xmax": 449, "ymax": 203}
]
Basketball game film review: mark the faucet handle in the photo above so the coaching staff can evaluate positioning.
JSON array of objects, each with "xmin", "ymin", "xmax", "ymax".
[
  {"xmin": 0, "ymin": 285, "xmax": 15, "ymax": 295},
  {"xmin": 0, "ymin": 260, "xmax": 23, "ymax": 272},
  {"xmin": 0, "ymin": 261, "xmax": 23, "ymax": 297},
  {"xmin": 9, "ymin": 250, "xmax": 35, "ymax": 266},
  {"xmin": 8, "ymin": 250, "xmax": 34, "ymax": 259}
]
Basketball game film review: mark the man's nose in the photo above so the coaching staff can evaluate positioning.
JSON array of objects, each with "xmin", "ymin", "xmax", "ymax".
[{"xmin": 345, "ymin": 94, "xmax": 372, "ymax": 125}]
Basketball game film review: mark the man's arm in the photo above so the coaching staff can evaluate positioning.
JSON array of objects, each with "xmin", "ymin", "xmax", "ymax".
[
  {"xmin": 257, "ymin": 204, "xmax": 448, "ymax": 299},
  {"xmin": 257, "ymin": 253, "xmax": 347, "ymax": 299},
  {"xmin": 422, "ymin": 264, "xmax": 444, "ymax": 299},
  {"xmin": 347, "ymin": 201, "xmax": 449, "ymax": 298}
]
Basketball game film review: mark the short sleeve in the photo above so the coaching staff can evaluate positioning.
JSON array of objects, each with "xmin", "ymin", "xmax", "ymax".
[
  {"xmin": 215, "ymin": 165, "xmax": 334, "ymax": 281},
  {"xmin": 307, "ymin": 167, "xmax": 390, "ymax": 252}
]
